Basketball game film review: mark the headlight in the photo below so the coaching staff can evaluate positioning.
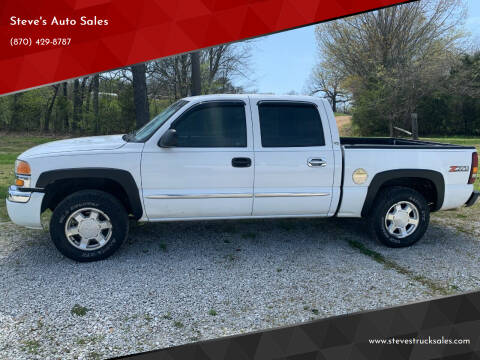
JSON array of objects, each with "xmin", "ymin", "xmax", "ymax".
[
  {"xmin": 15, "ymin": 160, "xmax": 31, "ymax": 175},
  {"xmin": 14, "ymin": 160, "xmax": 31, "ymax": 187}
]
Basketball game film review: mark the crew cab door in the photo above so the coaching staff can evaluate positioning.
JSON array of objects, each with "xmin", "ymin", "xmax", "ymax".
[
  {"xmin": 141, "ymin": 100, "xmax": 254, "ymax": 219},
  {"xmin": 251, "ymin": 100, "xmax": 335, "ymax": 216}
]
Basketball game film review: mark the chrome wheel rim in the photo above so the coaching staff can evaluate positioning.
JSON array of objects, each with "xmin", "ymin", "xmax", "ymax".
[
  {"xmin": 384, "ymin": 201, "xmax": 419, "ymax": 239},
  {"xmin": 65, "ymin": 208, "xmax": 113, "ymax": 251}
]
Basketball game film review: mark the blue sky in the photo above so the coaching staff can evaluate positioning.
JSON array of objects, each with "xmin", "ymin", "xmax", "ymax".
[{"xmin": 244, "ymin": 0, "xmax": 480, "ymax": 95}]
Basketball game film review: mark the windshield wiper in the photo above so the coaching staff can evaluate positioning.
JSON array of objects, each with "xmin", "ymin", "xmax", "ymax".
[{"xmin": 122, "ymin": 129, "xmax": 137, "ymax": 142}]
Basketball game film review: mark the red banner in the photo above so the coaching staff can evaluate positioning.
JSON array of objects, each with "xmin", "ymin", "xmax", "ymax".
[{"xmin": 0, "ymin": 0, "xmax": 410, "ymax": 95}]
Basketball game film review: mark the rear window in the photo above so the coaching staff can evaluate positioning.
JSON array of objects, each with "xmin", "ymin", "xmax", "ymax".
[{"xmin": 258, "ymin": 102, "xmax": 325, "ymax": 147}]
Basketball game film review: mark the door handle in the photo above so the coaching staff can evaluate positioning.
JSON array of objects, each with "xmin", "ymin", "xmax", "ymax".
[
  {"xmin": 307, "ymin": 158, "xmax": 327, "ymax": 167},
  {"xmin": 232, "ymin": 157, "xmax": 252, "ymax": 168}
]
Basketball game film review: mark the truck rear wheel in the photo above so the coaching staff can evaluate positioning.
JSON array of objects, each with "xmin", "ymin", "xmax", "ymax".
[
  {"xmin": 50, "ymin": 190, "xmax": 128, "ymax": 262},
  {"xmin": 369, "ymin": 186, "xmax": 429, "ymax": 247}
]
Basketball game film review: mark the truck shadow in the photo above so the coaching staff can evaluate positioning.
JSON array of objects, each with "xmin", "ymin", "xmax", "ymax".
[{"xmin": 1, "ymin": 216, "xmax": 479, "ymax": 294}]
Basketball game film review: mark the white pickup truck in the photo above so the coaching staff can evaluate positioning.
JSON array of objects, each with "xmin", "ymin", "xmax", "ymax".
[{"xmin": 6, "ymin": 94, "xmax": 479, "ymax": 261}]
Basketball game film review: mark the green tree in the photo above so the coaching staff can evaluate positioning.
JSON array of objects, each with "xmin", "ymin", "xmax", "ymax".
[{"xmin": 313, "ymin": 0, "xmax": 466, "ymax": 136}]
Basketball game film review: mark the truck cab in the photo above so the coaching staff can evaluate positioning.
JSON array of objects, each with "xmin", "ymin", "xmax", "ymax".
[{"xmin": 140, "ymin": 95, "xmax": 339, "ymax": 220}]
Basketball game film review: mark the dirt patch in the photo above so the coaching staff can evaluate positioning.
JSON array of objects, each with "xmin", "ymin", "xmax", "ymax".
[{"xmin": 335, "ymin": 115, "xmax": 352, "ymax": 136}]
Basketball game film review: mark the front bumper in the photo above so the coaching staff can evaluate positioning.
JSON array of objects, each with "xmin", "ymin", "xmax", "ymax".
[
  {"xmin": 465, "ymin": 191, "xmax": 480, "ymax": 207},
  {"xmin": 6, "ymin": 186, "xmax": 44, "ymax": 229}
]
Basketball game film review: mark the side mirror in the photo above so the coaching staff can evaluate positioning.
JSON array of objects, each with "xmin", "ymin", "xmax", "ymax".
[{"xmin": 159, "ymin": 128, "xmax": 178, "ymax": 147}]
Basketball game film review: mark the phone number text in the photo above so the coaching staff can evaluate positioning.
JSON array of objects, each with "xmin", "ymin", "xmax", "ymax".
[{"xmin": 10, "ymin": 38, "xmax": 72, "ymax": 47}]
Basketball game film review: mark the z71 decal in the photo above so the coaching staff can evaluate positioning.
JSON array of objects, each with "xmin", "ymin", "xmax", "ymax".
[{"xmin": 449, "ymin": 166, "xmax": 470, "ymax": 172}]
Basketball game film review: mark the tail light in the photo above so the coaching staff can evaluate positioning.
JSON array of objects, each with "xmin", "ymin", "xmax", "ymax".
[{"xmin": 468, "ymin": 152, "xmax": 478, "ymax": 184}]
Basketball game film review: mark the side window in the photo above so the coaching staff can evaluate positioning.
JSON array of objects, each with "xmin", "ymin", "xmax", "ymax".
[
  {"xmin": 173, "ymin": 102, "xmax": 247, "ymax": 147},
  {"xmin": 258, "ymin": 102, "xmax": 325, "ymax": 147}
]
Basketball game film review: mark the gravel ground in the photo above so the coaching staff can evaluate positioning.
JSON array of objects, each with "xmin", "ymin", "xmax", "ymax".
[{"xmin": 0, "ymin": 206, "xmax": 479, "ymax": 360}]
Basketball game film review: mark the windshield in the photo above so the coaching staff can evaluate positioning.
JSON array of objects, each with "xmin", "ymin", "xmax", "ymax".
[{"xmin": 130, "ymin": 100, "xmax": 188, "ymax": 142}]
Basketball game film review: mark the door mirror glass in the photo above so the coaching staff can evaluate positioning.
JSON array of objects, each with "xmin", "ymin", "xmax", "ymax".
[{"xmin": 158, "ymin": 129, "xmax": 178, "ymax": 147}]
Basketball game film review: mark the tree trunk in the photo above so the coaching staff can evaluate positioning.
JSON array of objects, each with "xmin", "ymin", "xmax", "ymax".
[
  {"xmin": 131, "ymin": 63, "xmax": 150, "ymax": 128},
  {"xmin": 44, "ymin": 85, "xmax": 59, "ymax": 132},
  {"xmin": 78, "ymin": 77, "xmax": 89, "ymax": 127},
  {"xmin": 72, "ymin": 79, "xmax": 81, "ymax": 132},
  {"xmin": 190, "ymin": 51, "xmax": 201, "ymax": 96},
  {"xmin": 331, "ymin": 94, "xmax": 337, "ymax": 113},
  {"xmin": 411, "ymin": 113, "xmax": 418, "ymax": 140},
  {"xmin": 179, "ymin": 55, "xmax": 190, "ymax": 97},
  {"xmin": 85, "ymin": 78, "xmax": 94, "ymax": 113},
  {"xmin": 93, "ymin": 75, "xmax": 100, "ymax": 134},
  {"xmin": 63, "ymin": 82, "xmax": 69, "ymax": 131},
  {"xmin": 388, "ymin": 113, "xmax": 394, "ymax": 137}
]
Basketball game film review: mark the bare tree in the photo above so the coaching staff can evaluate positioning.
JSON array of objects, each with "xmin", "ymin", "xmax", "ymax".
[
  {"xmin": 148, "ymin": 43, "xmax": 252, "ymax": 100},
  {"xmin": 201, "ymin": 43, "xmax": 252, "ymax": 93},
  {"xmin": 43, "ymin": 84, "xmax": 60, "ymax": 132},
  {"xmin": 190, "ymin": 51, "xmax": 201, "ymax": 95},
  {"xmin": 314, "ymin": 0, "xmax": 467, "ymax": 134},
  {"xmin": 175, "ymin": 55, "xmax": 191, "ymax": 98},
  {"xmin": 72, "ymin": 79, "xmax": 81, "ymax": 132},
  {"xmin": 62, "ymin": 82, "xmax": 69, "ymax": 131},
  {"xmin": 92, "ymin": 74, "xmax": 100, "ymax": 134},
  {"xmin": 131, "ymin": 63, "xmax": 150, "ymax": 128},
  {"xmin": 308, "ymin": 61, "xmax": 349, "ymax": 113}
]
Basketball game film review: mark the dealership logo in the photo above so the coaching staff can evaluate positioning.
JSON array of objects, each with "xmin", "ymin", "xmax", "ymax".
[{"xmin": 449, "ymin": 166, "xmax": 470, "ymax": 172}]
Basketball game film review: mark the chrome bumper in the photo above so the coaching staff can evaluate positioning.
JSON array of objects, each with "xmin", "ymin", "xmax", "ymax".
[
  {"xmin": 6, "ymin": 186, "xmax": 45, "ymax": 229},
  {"xmin": 7, "ymin": 185, "xmax": 32, "ymax": 203}
]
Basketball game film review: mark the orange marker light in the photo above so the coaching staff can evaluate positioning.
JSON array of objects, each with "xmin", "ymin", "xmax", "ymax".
[
  {"xmin": 15, "ymin": 160, "xmax": 31, "ymax": 175},
  {"xmin": 15, "ymin": 178, "xmax": 24, "ymax": 186}
]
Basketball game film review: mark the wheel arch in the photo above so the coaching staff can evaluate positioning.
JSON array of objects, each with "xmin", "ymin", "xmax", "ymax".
[
  {"xmin": 37, "ymin": 168, "xmax": 143, "ymax": 219},
  {"xmin": 361, "ymin": 169, "xmax": 445, "ymax": 217}
]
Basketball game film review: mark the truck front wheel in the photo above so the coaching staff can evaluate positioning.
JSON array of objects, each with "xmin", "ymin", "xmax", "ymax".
[
  {"xmin": 369, "ymin": 186, "xmax": 430, "ymax": 247},
  {"xmin": 50, "ymin": 190, "xmax": 129, "ymax": 262}
]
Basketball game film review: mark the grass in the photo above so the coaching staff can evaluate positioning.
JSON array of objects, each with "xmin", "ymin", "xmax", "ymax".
[
  {"xmin": 0, "ymin": 133, "xmax": 65, "ymax": 220},
  {"xmin": 76, "ymin": 335, "xmax": 105, "ymax": 345},
  {"xmin": 421, "ymin": 137, "xmax": 480, "ymax": 147},
  {"xmin": 21, "ymin": 340, "xmax": 40, "ymax": 355},
  {"xmin": 0, "ymin": 164, "xmax": 14, "ymax": 220},
  {"xmin": 0, "ymin": 153, "xmax": 18, "ymax": 165},
  {"xmin": 348, "ymin": 240, "xmax": 453, "ymax": 296},
  {"xmin": 173, "ymin": 321, "xmax": 184, "ymax": 328},
  {"xmin": 86, "ymin": 352, "xmax": 103, "ymax": 360},
  {"xmin": 71, "ymin": 304, "xmax": 89, "ymax": 316}
]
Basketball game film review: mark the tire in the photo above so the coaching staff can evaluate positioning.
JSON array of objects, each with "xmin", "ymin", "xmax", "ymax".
[
  {"xmin": 369, "ymin": 186, "xmax": 430, "ymax": 248},
  {"xmin": 50, "ymin": 190, "xmax": 128, "ymax": 262}
]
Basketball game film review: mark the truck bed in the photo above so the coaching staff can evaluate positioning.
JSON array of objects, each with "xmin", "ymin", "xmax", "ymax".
[{"xmin": 340, "ymin": 137, "xmax": 475, "ymax": 150}]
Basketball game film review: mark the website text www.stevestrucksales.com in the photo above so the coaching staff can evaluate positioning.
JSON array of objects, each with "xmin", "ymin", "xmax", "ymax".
[{"xmin": 369, "ymin": 336, "xmax": 471, "ymax": 345}]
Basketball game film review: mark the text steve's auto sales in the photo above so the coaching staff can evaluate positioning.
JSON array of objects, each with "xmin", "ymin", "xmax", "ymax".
[{"xmin": 9, "ymin": 15, "xmax": 109, "ymax": 26}]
